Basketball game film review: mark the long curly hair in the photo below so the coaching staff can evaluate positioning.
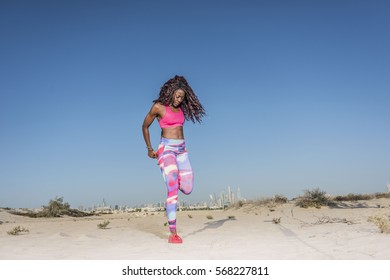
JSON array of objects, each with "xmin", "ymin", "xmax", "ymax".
[{"xmin": 153, "ymin": 75, "xmax": 206, "ymax": 123}]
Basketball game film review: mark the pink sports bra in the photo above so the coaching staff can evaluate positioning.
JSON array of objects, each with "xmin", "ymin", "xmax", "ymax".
[{"xmin": 158, "ymin": 106, "xmax": 185, "ymax": 128}]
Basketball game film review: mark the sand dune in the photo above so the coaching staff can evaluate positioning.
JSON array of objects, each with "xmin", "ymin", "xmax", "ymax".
[{"xmin": 1, "ymin": 198, "xmax": 390, "ymax": 260}]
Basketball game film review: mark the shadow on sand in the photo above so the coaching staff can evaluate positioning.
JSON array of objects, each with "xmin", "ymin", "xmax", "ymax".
[
  {"xmin": 137, "ymin": 218, "xmax": 236, "ymax": 240},
  {"xmin": 183, "ymin": 218, "xmax": 236, "ymax": 238}
]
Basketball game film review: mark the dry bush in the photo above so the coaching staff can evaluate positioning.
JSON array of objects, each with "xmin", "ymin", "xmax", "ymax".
[
  {"xmin": 272, "ymin": 217, "xmax": 281, "ymax": 224},
  {"xmin": 374, "ymin": 192, "xmax": 390, "ymax": 199},
  {"xmin": 273, "ymin": 195, "xmax": 288, "ymax": 204},
  {"xmin": 10, "ymin": 197, "xmax": 93, "ymax": 218},
  {"xmin": 368, "ymin": 216, "xmax": 390, "ymax": 234},
  {"xmin": 41, "ymin": 197, "xmax": 70, "ymax": 217},
  {"xmin": 253, "ymin": 198, "xmax": 274, "ymax": 206},
  {"xmin": 206, "ymin": 215, "xmax": 213, "ymax": 220},
  {"xmin": 97, "ymin": 220, "xmax": 110, "ymax": 229},
  {"xmin": 7, "ymin": 226, "xmax": 29, "ymax": 235},
  {"xmin": 314, "ymin": 216, "xmax": 355, "ymax": 225},
  {"xmin": 252, "ymin": 195, "xmax": 289, "ymax": 207},
  {"xmin": 295, "ymin": 188, "xmax": 335, "ymax": 209},
  {"xmin": 332, "ymin": 192, "xmax": 390, "ymax": 201},
  {"xmin": 235, "ymin": 195, "xmax": 288, "ymax": 209},
  {"xmin": 333, "ymin": 193, "xmax": 374, "ymax": 201}
]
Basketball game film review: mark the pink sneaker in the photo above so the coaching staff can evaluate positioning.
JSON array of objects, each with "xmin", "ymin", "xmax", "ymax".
[{"xmin": 168, "ymin": 234, "xmax": 183, "ymax": 244}]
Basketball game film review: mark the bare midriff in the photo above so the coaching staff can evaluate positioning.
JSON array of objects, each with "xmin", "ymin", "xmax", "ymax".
[{"xmin": 161, "ymin": 126, "xmax": 184, "ymax": 139}]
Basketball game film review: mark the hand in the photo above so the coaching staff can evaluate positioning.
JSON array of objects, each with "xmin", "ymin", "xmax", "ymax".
[{"xmin": 147, "ymin": 149, "xmax": 157, "ymax": 159}]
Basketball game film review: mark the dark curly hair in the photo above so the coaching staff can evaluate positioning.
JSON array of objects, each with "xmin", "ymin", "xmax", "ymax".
[{"xmin": 153, "ymin": 75, "xmax": 206, "ymax": 123}]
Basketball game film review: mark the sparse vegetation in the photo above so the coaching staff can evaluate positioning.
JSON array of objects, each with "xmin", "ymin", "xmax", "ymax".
[
  {"xmin": 254, "ymin": 198, "xmax": 276, "ymax": 206},
  {"xmin": 234, "ymin": 191, "xmax": 388, "ymax": 210},
  {"xmin": 295, "ymin": 188, "xmax": 335, "ymax": 208},
  {"xmin": 97, "ymin": 220, "xmax": 110, "ymax": 229},
  {"xmin": 314, "ymin": 216, "xmax": 355, "ymax": 225},
  {"xmin": 7, "ymin": 226, "xmax": 29, "ymax": 235},
  {"xmin": 188, "ymin": 214, "xmax": 193, "ymax": 219},
  {"xmin": 333, "ymin": 192, "xmax": 390, "ymax": 201},
  {"xmin": 42, "ymin": 197, "xmax": 70, "ymax": 217},
  {"xmin": 334, "ymin": 193, "xmax": 373, "ymax": 201},
  {"xmin": 228, "ymin": 215, "xmax": 236, "ymax": 220},
  {"xmin": 206, "ymin": 215, "xmax": 213, "ymax": 220},
  {"xmin": 369, "ymin": 216, "xmax": 390, "ymax": 234},
  {"xmin": 373, "ymin": 192, "xmax": 390, "ymax": 199},
  {"xmin": 242, "ymin": 195, "xmax": 289, "ymax": 208},
  {"xmin": 9, "ymin": 197, "xmax": 93, "ymax": 218},
  {"xmin": 272, "ymin": 217, "xmax": 281, "ymax": 224},
  {"xmin": 273, "ymin": 195, "xmax": 288, "ymax": 204}
]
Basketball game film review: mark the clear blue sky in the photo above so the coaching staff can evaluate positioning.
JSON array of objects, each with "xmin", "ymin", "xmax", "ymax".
[{"xmin": 1, "ymin": 0, "xmax": 389, "ymax": 208}]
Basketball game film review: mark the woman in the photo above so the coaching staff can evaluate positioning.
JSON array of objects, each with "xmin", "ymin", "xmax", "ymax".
[{"xmin": 142, "ymin": 75, "xmax": 205, "ymax": 244}]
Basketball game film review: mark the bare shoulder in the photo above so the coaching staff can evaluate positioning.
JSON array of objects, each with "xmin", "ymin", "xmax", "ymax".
[
  {"xmin": 150, "ymin": 102, "xmax": 165, "ymax": 117},
  {"xmin": 153, "ymin": 102, "xmax": 164, "ymax": 110}
]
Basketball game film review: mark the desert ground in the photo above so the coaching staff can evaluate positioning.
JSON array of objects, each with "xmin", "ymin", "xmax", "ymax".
[{"xmin": 1, "ymin": 198, "xmax": 390, "ymax": 260}]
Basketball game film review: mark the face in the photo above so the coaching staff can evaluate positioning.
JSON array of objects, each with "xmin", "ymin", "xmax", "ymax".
[{"xmin": 172, "ymin": 89, "xmax": 186, "ymax": 107}]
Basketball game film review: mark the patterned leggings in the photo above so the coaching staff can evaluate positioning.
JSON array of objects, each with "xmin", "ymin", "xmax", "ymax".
[{"xmin": 157, "ymin": 137, "xmax": 193, "ymax": 232}]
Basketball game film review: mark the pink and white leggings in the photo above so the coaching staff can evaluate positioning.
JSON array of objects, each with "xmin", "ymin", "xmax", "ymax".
[{"xmin": 157, "ymin": 137, "xmax": 193, "ymax": 232}]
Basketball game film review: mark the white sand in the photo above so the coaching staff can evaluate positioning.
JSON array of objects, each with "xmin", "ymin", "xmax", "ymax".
[{"xmin": 1, "ymin": 198, "xmax": 390, "ymax": 260}]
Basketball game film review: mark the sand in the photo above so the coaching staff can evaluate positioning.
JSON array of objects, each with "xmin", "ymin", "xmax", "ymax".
[{"xmin": 1, "ymin": 198, "xmax": 390, "ymax": 260}]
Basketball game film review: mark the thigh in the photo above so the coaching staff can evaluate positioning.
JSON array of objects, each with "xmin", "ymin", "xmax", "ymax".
[
  {"xmin": 177, "ymin": 150, "xmax": 192, "ymax": 172},
  {"xmin": 158, "ymin": 147, "xmax": 179, "ymax": 183},
  {"xmin": 177, "ymin": 151, "xmax": 193, "ymax": 194},
  {"xmin": 158, "ymin": 145, "xmax": 177, "ymax": 168}
]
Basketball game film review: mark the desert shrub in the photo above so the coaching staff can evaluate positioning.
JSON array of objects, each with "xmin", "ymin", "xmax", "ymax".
[
  {"xmin": 333, "ymin": 192, "xmax": 390, "ymax": 201},
  {"xmin": 295, "ymin": 188, "xmax": 335, "ymax": 208},
  {"xmin": 97, "ymin": 220, "xmax": 110, "ymax": 229},
  {"xmin": 252, "ymin": 198, "xmax": 274, "ymax": 207},
  {"xmin": 314, "ymin": 216, "xmax": 355, "ymax": 225},
  {"xmin": 334, "ymin": 193, "xmax": 374, "ymax": 201},
  {"xmin": 368, "ymin": 216, "xmax": 390, "ymax": 234},
  {"xmin": 206, "ymin": 215, "xmax": 213, "ymax": 220},
  {"xmin": 7, "ymin": 226, "xmax": 29, "ymax": 235},
  {"xmin": 374, "ymin": 192, "xmax": 390, "ymax": 199},
  {"xmin": 250, "ymin": 195, "xmax": 288, "ymax": 207},
  {"xmin": 41, "ymin": 197, "xmax": 70, "ymax": 217},
  {"xmin": 272, "ymin": 217, "xmax": 281, "ymax": 224},
  {"xmin": 273, "ymin": 195, "xmax": 288, "ymax": 204},
  {"xmin": 228, "ymin": 215, "xmax": 236, "ymax": 220},
  {"xmin": 9, "ymin": 197, "xmax": 93, "ymax": 218}
]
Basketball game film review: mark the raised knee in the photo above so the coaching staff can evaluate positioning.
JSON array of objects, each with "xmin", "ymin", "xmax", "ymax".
[
  {"xmin": 180, "ymin": 185, "xmax": 193, "ymax": 195},
  {"xmin": 184, "ymin": 189, "xmax": 193, "ymax": 195}
]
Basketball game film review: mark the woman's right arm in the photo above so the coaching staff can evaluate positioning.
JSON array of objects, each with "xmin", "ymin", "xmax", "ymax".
[{"xmin": 142, "ymin": 103, "xmax": 161, "ymax": 159}]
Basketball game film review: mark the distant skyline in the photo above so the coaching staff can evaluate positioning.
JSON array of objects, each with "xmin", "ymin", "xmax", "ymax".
[
  {"xmin": 1, "ymin": 0, "xmax": 389, "ymax": 208},
  {"xmin": 77, "ymin": 184, "xmax": 243, "ymax": 210}
]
